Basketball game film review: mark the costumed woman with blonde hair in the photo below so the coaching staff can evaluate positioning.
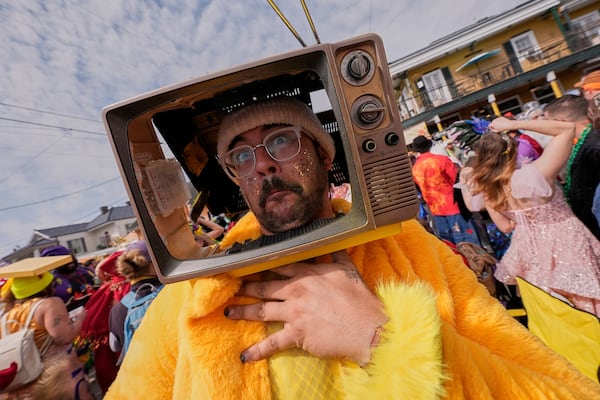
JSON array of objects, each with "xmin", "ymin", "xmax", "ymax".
[{"xmin": 462, "ymin": 117, "xmax": 600, "ymax": 317}]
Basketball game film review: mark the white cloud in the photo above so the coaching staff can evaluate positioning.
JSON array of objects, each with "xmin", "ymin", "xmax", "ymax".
[{"xmin": 0, "ymin": 0, "xmax": 524, "ymax": 256}]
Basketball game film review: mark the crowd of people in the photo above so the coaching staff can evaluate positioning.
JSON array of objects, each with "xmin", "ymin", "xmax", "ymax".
[
  {"xmin": 411, "ymin": 70, "xmax": 600, "ymax": 319},
  {"xmin": 0, "ymin": 202, "xmax": 235, "ymax": 400},
  {"xmin": 0, "ymin": 247, "xmax": 96, "ymax": 399},
  {"xmin": 1, "ymin": 71, "xmax": 600, "ymax": 398}
]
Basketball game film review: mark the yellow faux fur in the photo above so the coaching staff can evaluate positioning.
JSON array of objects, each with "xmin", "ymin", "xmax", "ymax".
[
  {"xmin": 106, "ymin": 218, "xmax": 600, "ymax": 399},
  {"xmin": 340, "ymin": 282, "xmax": 445, "ymax": 400}
]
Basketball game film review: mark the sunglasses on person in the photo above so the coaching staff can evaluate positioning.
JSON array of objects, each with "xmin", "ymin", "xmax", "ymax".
[{"xmin": 219, "ymin": 126, "xmax": 303, "ymax": 179}]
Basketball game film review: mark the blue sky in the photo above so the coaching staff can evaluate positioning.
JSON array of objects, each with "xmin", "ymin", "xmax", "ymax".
[{"xmin": 0, "ymin": 0, "xmax": 524, "ymax": 257}]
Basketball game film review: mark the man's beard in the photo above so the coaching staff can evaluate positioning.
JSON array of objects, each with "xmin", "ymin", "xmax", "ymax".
[{"xmin": 255, "ymin": 175, "xmax": 327, "ymax": 233}]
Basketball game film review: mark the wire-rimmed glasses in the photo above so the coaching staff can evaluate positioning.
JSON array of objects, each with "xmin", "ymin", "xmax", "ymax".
[{"xmin": 219, "ymin": 126, "xmax": 303, "ymax": 179}]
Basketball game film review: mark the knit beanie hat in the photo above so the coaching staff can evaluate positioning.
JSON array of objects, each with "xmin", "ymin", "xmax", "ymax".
[
  {"xmin": 217, "ymin": 97, "xmax": 335, "ymax": 162},
  {"xmin": 10, "ymin": 272, "xmax": 54, "ymax": 299}
]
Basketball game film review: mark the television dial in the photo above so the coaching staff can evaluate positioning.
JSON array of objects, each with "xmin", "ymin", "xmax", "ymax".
[
  {"xmin": 341, "ymin": 50, "xmax": 375, "ymax": 86},
  {"xmin": 348, "ymin": 53, "xmax": 370, "ymax": 79},
  {"xmin": 351, "ymin": 95, "xmax": 384, "ymax": 129}
]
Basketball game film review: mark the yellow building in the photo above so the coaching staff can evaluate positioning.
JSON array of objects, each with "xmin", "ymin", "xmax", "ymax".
[{"xmin": 389, "ymin": 0, "xmax": 600, "ymax": 141}]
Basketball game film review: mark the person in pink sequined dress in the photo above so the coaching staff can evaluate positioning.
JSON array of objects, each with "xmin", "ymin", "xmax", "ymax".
[{"xmin": 462, "ymin": 117, "xmax": 600, "ymax": 317}]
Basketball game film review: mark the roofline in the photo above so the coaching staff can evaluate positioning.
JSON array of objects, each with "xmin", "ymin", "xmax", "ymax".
[
  {"xmin": 389, "ymin": 0, "xmax": 560, "ymax": 76},
  {"xmin": 86, "ymin": 206, "xmax": 135, "ymax": 231},
  {"xmin": 560, "ymin": 0, "xmax": 599, "ymax": 11},
  {"xmin": 32, "ymin": 230, "xmax": 53, "ymax": 240},
  {"xmin": 87, "ymin": 220, "xmax": 123, "ymax": 231},
  {"xmin": 35, "ymin": 223, "xmax": 90, "ymax": 237}
]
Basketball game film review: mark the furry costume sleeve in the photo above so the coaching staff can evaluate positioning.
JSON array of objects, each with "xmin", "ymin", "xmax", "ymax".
[{"xmin": 359, "ymin": 221, "xmax": 600, "ymax": 399}]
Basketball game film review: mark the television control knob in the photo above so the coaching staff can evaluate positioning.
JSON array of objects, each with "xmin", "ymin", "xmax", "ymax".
[
  {"xmin": 347, "ymin": 53, "xmax": 371, "ymax": 80},
  {"xmin": 385, "ymin": 132, "xmax": 400, "ymax": 146},
  {"xmin": 362, "ymin": 139, "xmax": 377, "ymax": 153},
  {"xmin": 358, "ymin": 101, "xmax": 384, "ymax": 124},
  {"xmin": 341, "ymin": 50, "xmax": 375, "ymax": 86},
  {"xmin": 351, "ymin": 95, "xmax": 384, "ymax": 129}
]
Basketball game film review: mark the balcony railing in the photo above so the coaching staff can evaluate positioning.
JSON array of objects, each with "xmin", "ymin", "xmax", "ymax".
[{"xmin": 398, "ymin": 25, "xmax": 600, "ymax": 119}]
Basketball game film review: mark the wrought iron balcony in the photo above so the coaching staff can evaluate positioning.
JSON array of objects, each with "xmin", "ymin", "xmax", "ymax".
[{"xmin": 398, "ymin": 25, "xmax": 600, "ymax": 121}]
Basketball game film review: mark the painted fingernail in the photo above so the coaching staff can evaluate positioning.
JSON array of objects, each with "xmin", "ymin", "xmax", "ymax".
[
  {"xmin": 224, "ymin": 307, "xmax": 231, "ymax": 317},
  {"xmin": 240, "ymin": 353, "xmax": 246, "ymax": 363}
]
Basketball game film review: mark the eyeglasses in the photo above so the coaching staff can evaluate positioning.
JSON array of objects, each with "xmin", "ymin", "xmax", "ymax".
[{"xmin": 219, "ymin": 126, "xmax": 302, "ymax": 179}]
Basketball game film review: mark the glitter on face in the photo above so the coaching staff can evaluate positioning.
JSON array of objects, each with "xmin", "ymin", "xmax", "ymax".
[{"xmin": 292, "ymin": 149, "xmax": 315, "ymax": 177}]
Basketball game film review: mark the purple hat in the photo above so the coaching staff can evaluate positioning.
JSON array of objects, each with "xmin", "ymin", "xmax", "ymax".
[
  {"xmin": 124, "ymin": 241, "xmax": 151, "ymax": 263},
  {"xmin": 41, "ymin": 245, "xmax": 72, "ymax": 257}
]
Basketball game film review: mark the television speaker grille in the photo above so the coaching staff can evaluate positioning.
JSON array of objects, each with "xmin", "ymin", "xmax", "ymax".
[{"xmin": 363, "ymin": 154, "xmax": 418, "ymax": 216}]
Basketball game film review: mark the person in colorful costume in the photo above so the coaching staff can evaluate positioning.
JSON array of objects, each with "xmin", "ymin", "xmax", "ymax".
[
  {"xmin": 543, "ymin": 94, "xmax": 600, "ymax": 240},
  {"xmin": 105, "ymin": 98, "xmax": 600, "ymax": 399},
  {"xmin": 41, "ymin": 245, "xmax": 97, "ymax": 310},
  {"xmin": 1, "ymin": 344, "xmax": 95, "ymax": 400},
  {"xmin": 108, "ymin": 240, "xmax": 161, "ymax": 365},
  {"xmin": 1, "ymin": 272, "xmax": 91, "ymax": 398},
  {"xmin": 463, "ymin": 117, "xmax": 600, "ymax": 317},
  {"xmin": 411, "ymin": 135, "xmax": 481, "ymax": 246},
  {"xmin": 573, "ymin": 70, "xmax": 600, "ymax": 234},
  {"xmin": 77, "ymin": 250, "xmax": 130, "ymax": 394}
]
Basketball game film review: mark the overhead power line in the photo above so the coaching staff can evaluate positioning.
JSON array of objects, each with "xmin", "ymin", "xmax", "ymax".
[
  {"xmin": 0, "ymin": 102, "xmax": 102, "ymax": 123},
  {"xmin": 0, "ymin": 177, "xmax": 122, "ymax": 211},
  {"xmin": 0, "ymin": 116, "xmax": 106, "ymax": 136}
]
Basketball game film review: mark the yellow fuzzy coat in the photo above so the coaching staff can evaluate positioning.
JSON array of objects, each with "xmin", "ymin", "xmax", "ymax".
[{"xmin": 106, "ymin": 219, "xmax": 600, "ymax": 399}]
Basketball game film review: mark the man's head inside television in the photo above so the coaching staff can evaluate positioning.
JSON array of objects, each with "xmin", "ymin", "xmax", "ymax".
[{"xmin": 216, "ymin": 97, "xmax": 336, "ymax": 235}]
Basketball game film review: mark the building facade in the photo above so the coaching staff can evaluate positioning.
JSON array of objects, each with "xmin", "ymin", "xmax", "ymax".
[
  {"xmin": 1, "ymin": 204, "xmax": 138, "ymax": 264},
  {"xmin": 389, "ymin": 0, "xmax": 600, "ymax": 142}
]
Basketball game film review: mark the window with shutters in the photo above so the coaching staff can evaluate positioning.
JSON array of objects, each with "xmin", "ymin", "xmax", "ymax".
[
  {"xmin": 572, "ymin": 10, "xmax": 600, "ymax": 46},
  {"xmin": 510, "ymin": 31, "xmax": 542, "ymax": 63},
  {"xmin": 398, "ymin": 84, "xmax": 420, "ymax": 119},
  {"xmin": 421, "ymin": 69, "xmax": 452, "ymax": 107}
]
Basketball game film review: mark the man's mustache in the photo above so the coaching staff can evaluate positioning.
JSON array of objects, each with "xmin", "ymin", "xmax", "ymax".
[{"xmin": 259, "ymin": 177, "xmax": 303, "ymax": 208}]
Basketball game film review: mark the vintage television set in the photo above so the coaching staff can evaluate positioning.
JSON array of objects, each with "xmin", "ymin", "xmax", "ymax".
[{"xmin": 102, "ymin": 33, "xmax": 419, "ymax": 283}]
